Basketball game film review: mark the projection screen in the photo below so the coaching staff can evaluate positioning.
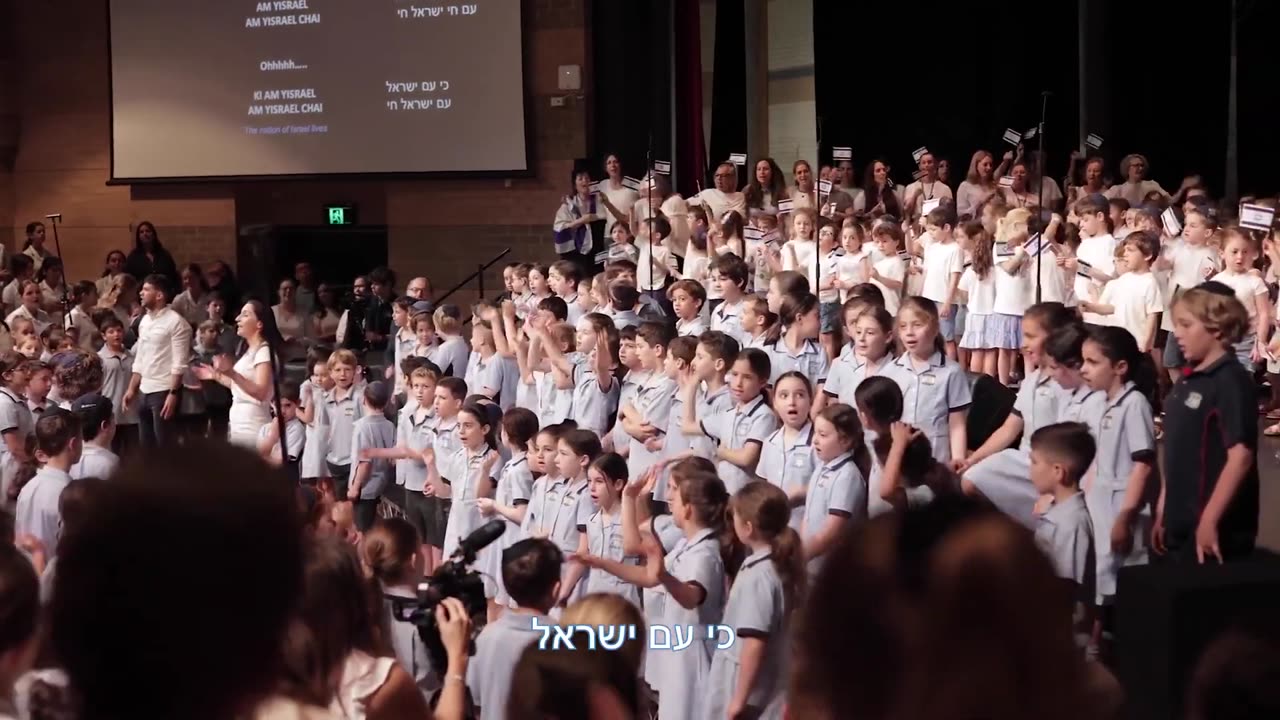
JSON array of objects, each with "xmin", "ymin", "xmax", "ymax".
[{"xmin": 108, "ymin": 0, "xmax": 528, "ymax": 180}]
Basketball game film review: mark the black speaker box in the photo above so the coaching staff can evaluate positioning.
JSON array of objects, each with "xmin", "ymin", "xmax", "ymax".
[{"xmin": 1115, "ymin": 551, "xmax": 1280, "ymax": 720}]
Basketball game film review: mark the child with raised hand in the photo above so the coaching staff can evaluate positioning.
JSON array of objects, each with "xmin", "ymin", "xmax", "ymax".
[
  {"xmin": 429, "ymin": 401, "xmax": 500, "ymax": 564},
  {"xmin": 756, "ymin": 371, "xmax": 818, "ymax": 529},
  {"xmin": 582, "ymin": 468, "xmax": 732, "ymax": 720},
  {"xmin": 571, "ymin": 452, "xmax": 640, "ymax": 606},
  {"xmin": 526, "ymin": 314, "xmax": 581, "ymax": 428},
  {"xmin": 476, "ymin": 407, "xmax": 538, "ymax": 610},
  {"xmin": 1079, "ymin": 327, "xmax": 1156, "ymax": 610},
  {"xmin": 885, "ymin": 296, "xmax": 971, "ymax": 464},
  {"xmin": 961, "ymin": 302, "xmax": 1076, "ymax": 527},
  {"xmin": 702, "ymin": 481, "xmax": 803, "ymax": 720},
  {"xmin": 466, "ymin": 318, "xmax": 518, "ymax": 411},
  {"xmin": 680, "ymin": 348, "xmax": 778, "ymax": 494},
  {"xmin": 1159, "ymin": 207, "xmax": 1221, "ymax": 381},
  {"xmin": 604, "ymin": 325, "xmax": 643, "ymax": 456},
  {"xmin": 1160, "ymin": 286, "xmax": 1258, "ymax": 563},
  {"xmin": 540, "ymin": 313, "xmax": 618, "ymax": 437},
  {"xmin": 619, "ymin": 322, "xmax": 677, "ymax": 483},
  {"xmin": 800, "ymin": 403, "xmax": 871, "ymax": 573}
]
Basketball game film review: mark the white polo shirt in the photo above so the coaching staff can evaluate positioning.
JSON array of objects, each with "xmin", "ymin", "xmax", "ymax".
[{"xmin": 133, "ymin": 305, "xmax": 192, "ymax": 394}]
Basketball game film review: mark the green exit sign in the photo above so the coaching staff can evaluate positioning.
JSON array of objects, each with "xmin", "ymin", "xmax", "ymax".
[{"xmin": 326, "ymin": 205, "xmax": 355, "ymax": 225}]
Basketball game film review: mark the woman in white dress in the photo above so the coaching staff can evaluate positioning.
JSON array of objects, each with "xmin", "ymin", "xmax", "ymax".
[{"xmin": 194, "ymin": 299, "xmax": 282, "ymax": 448}]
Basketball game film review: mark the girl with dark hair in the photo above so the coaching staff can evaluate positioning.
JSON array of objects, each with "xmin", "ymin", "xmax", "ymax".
[
  {"xmin": 123, "ymin": 221, "xmax": 180, "ymax": 292},
  {"xmin": 171, "ymin": 263, "xmax": 210, "ymax": 327},
  {"xmin": 861, "ymin": 159, "xmax": 902, "ymax": 218},
  {"xmin": 193, "ymin": 298, "xmax": 285, "ymax": 448},
  {"xmin": 21, "ymin": 221, "xmax": 54, "ymax": 275},
  {"xmin": 95, "ymin": 249, "xmax": 127, "ymax": 299}
]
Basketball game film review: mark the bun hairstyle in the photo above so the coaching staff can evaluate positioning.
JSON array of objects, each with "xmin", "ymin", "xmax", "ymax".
[
  {"xmin": 996, "ymin": 208, "xmax": 1033, "ymax": 246},
  {"xmin": 361, "ymin": 517, "xmax": 420, "ymax": 586},
  {"xmin": 732, "ymin": 482, "xmax": 806, "ymax": 609}
]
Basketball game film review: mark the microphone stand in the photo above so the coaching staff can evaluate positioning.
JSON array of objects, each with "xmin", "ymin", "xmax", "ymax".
[
  {"xmin": 646, "ymin": 132, "xmax": 657, "ymax": 295},
  {"xmin": 48, "ymin": 216, "xmax": 71, "ymax": 327},
  {"xmin": 1035, "ymin": 91, "xmax": 1049, "ymax": 304}
]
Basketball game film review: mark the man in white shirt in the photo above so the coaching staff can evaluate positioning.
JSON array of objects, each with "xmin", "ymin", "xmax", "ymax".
[
  {"xmin": 690, "ymin": 163, "xmax": 747, "ymax": 222},
  {"xmin": 124, "ymin": 274, "xmax": 192, "ymax": 448}
]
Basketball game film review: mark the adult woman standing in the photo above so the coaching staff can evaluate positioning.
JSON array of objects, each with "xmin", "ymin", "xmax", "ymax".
[
  {"xmin": 600, "ymin": 154, "xmax": 640, "ymax": 229},
  {"xmin": 1105, "ymin": 154, "xmax": 1170, "ymax": 207},
  {"xmin": 957, "ymin": 150, "xmax": 1000, "ymax": 218},
  {"xmin": 554, "ymin": 169, "xmax": 608, "ymax": 280},
  {"xmin": 124, "ymin": 222, "xmax": 180, "ymax": 293},
  {"xmin": 788, "ymin": 160, "xmax": 819, "ymax": 211},
  {"xmin": 194, "ymin": 299, "xmax": 283, "ymax": 449},
  {"xmin": 1065, "ymin": 153, "xmax": 1109, "ymax": 206},
  {"xmin": 862, "ymin": 158, "xmax": 903, "ymax": 218},
  {"xmin": 744, "ymin": 158, "xmax": 786, "ymax": 215},
  {"xmin": 22, "ymin": 221, "xmax": 55, "ymax": 275}
]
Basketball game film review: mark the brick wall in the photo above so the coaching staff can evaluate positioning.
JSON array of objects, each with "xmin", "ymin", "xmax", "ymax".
[{"xmin": 5, "ymin": 0, "xmax": 588, "ymax": 297}]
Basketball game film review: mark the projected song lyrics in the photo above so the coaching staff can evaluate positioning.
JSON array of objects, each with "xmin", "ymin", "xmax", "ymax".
[
  {"xmin": 385, "ymin": 80, "xmax": 453, "ymax": 111},
  {"xmin": 396, "ymin": 4, "xmax": 478, "ymax": 20},
  {"xmin": 246, "ymin": 0, "xmax": 320, "ymax": 28},
  {"xmin": 248, "ymin": 88, "xmax": 324, "ymax": 117}
]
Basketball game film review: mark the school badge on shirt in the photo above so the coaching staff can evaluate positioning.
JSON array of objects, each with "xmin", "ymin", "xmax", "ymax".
[{"xmin": 1184, "ymin": 392, "xmax": 1202, "ymax": 409}]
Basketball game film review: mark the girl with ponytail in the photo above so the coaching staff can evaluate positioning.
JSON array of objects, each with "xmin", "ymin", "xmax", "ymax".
[{"xmin": 701, "ymin": 481, "xmax": 803, "ymax": 720}]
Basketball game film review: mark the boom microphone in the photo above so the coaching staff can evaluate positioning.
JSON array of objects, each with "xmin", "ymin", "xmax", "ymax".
[{"xmin": 449, "ymin": 519, "xmax": 506, "ymax": 563}]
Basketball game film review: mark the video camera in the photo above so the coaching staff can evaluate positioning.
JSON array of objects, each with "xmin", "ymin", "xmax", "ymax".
[{"xmin": 387, "ymin": 519, "xmax": 504, "ymax": 669}]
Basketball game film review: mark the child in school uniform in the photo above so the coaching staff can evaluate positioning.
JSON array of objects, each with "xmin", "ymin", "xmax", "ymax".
[
  {"xmin": 203, "ymin": 293, "xmax": 240, "ymax": 356},
  {"xmin": 68, "ymin": 393, "xmax": 119, "ymax": 480},
  {"xmin": 1210, "ymin": 227, "xmax": 1270, "ymax": 368},
  {"xmin": 756, "ymin": 371, "xmax": 818, "ymax": 530},
  {"xmin": 824, "ymin": 303, "xmax": 895, "ymax": 407},
  {"xmin": 885, "ymin": 297, "xmax": 971, "ymax": 464},
  {"xmin": 681, "ymin": 348, "xmax": 778, "ymax": 494},
  {"xmin": 528, "ymin": 263, "xmax": 554, "ymax": 309},
  {"xmin": 346, "ymin": 382, "xmax": 395, "ymax": 531},
  {"xmin": 312, "ymin": 350, "xmax": 364, "ymax": 498},
  {"xmin": 476, "ymin": 407, "xmax": 538, "ymax": 609},
  {"xmin": 429, "ymin": 400, "xmax": 499, "ymax": 577},
  {"xmin": 429, "ymin": 305, "xmax": 472, "ymax": 379},
  {"xmin": 15, "ymin": 410, "xmax": 82, "ymax": 553},
  {"xmin": 255, "ymin": 381, "xmax": 306, "ymax": 470},
  {"xmin": 636, "ymin": 217, "xmax": 679, "ymax": 313},
  {"xmin": 298, "ymin": 350, "xmax": 333, "ymax": 485},
  {"xmin": 813, "ymin": 223, "xmax": 844, "ymax": 358},
  {"xmin": 528, "ymin": 319, "xmax": 580, "ymax": 427},
  {"xmin": 763, "ymin": 293, "xmax": 830, "ymax": 399},
  {"xmin": 669, "ymin": 279, "xmax": 708, "ymax": 337},
  {"xmin": 800, "ymin": 403, "xmax": 870, "ymax": 574},
  {"xmin": 96, "ymin": 317, "xmax": 139, "ymax": 456},
  {"xmin": 1068, "ymin": 195, "xmax": 1119, "ymax": 329},
  {"xmin": 620, "ymin": 322, "xmax": 677, "ymax": 482},
  {"xmin": 387, "ymin": 297, "xmax": 417, "ymax": 394},
  {"xmin": 992, "ymin": 209, "xmax": 1034, "ymax": 384},
  {"xmin": 466, "ymin": 319, "xmax": 518, "ymax": 411},
  {"xmin": 1158, "ymin": 207, "xmax": 1221, "ymax": 381},
  {"xmin": 1079, "ymin": 327, "xmax": 1156, "ymax": 611},
  {"xmin": 834, "ymin": 221, "xmax": 872, "ymax": 304},
  {"xmin": 530, "ymin": 428, "xmax": 598, "ymax": 608},
  {"xmin": 1079, "ymin": 232, "xmax": 1163, "ymax": 352},
  {"xmin": 360, "ymin": 519, "xmax": 439, "ymax": 697},
  {"xmin": 604, "ymin": 325, "xmax": 643, "ymax": 456},
  {"xmin": 702, "ymin": 481, "xmax": 800, "ymax": 720},
  {"xmin": 24, "ymin": 362, "xmax": 51, "ymax": 415},
  {"xmin": 192, "ymin": 320, "xmax": 230, "ymax": 439},
  {"xmin": 574, "ymin": 453, "xmax": 641, "ymax": 607},
  {"xmin": 869, "ymin": 223, "xmax": 908, "ymax": 317},
  {"xmin": 1029, "ymin": 422, "xmax": 1097, "ymax": 616},
  {"xmin": 710, "ymin": 254, "xmax": 751, "ymax": 344},
  {"xmin": 739, "ymin": 295, "xmax": 775, "ymax": 349},
  {"xmin": 920, "ymin": 206, "xmax": 966, "ymax": 359},
  {"xmin": 580, "ymin": 470, "xmax": 729, "ymax": 720},
  {"xmin": 467, "ymin": 538, "xmax": 562, "ymax": 720},
  {"xmin": 548, "ymin": 260, "xmax": 585, "ymax": 326},
  {"xmin": 67, "ymin": 281, "xmax": 101, "ymax": 352},
  {"xmin": 568, "ymin": 314, "xmax": 621, "ymax": 437},
  {"xmin": 962, "ymin": 303, "xmax": 1076, "ymax": 527},
  {"xmin": 1160, "ymin": 286, "xmax": 1259, "ymax": 563},
  {"xmin": 956, "ymin": 220, "xmax": 1000, "ymax": 378}
]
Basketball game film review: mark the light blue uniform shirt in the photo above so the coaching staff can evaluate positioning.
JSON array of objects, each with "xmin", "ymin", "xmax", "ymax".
[
  {"xmin": 801, "ymin": 451, "xmax": 867, "ymax": 574},
  {"xmin": 884, "ymin": 351, "xmax": 972, "ymax": 463},
  {"xmin": 700, "ymin": 394, "xmax": 778, "ymax": 494},
  {"xmin": 754, "ymin": 423, "xmax": 817, "ymax": 529}
]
